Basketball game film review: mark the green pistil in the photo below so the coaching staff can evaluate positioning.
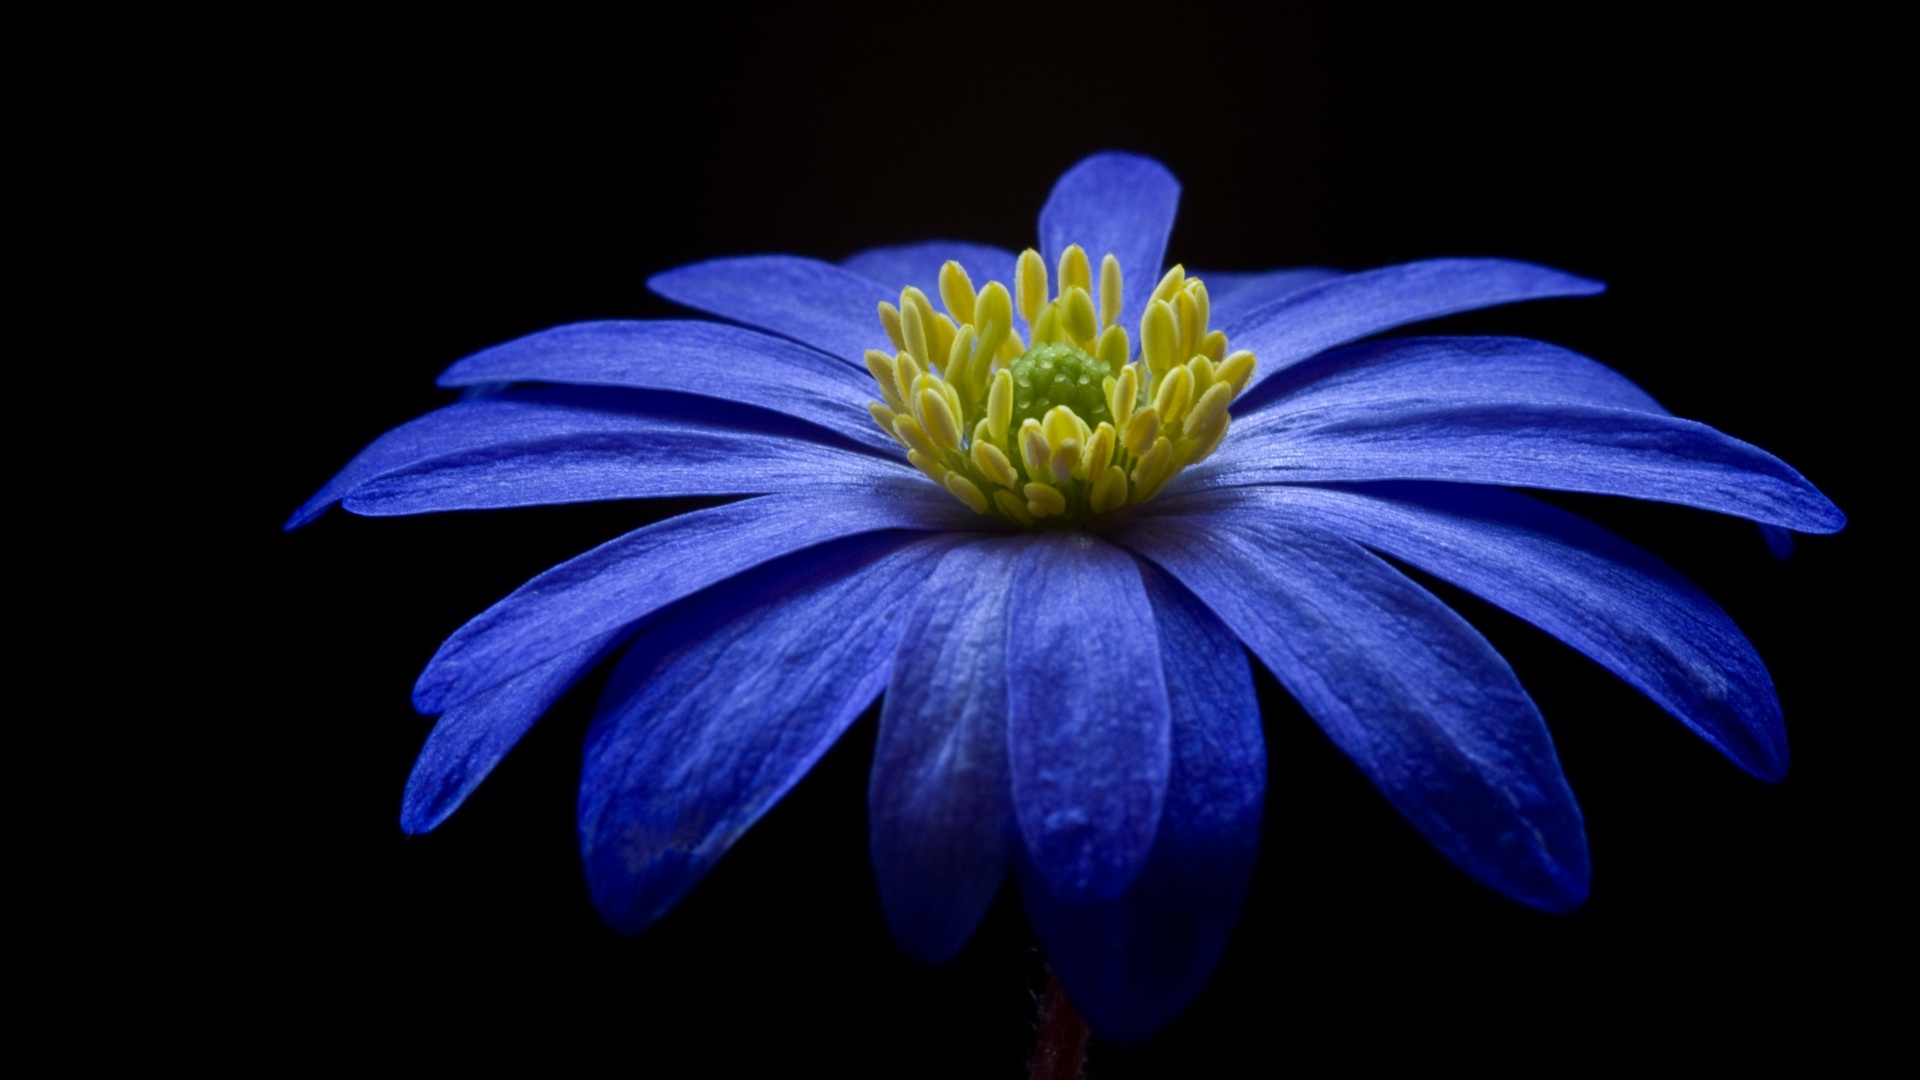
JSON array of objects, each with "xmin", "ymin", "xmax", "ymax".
[{"xmin": 1007, "ymin": 343, "xmax": 1112, "ymax": 431}]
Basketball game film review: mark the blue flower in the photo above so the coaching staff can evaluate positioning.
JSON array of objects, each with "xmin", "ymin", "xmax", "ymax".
[{"xmin": 290, "ymin": 153, "xmax": 1843, "ymax": 1040}]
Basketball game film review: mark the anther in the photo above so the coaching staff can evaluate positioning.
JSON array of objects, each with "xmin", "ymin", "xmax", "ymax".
[
  {"xmin": 878, "ymin": 302, "xmax": 905, "ymax": 352},
  {"xmin": 1061, "ymin": 287, "xmax": 1098, "ymax": 345},
  {"xmin": 1024, "ymin": 482, "xmax": 1067, "ymax": 518},
  {"xmin": 1216, "ymin": 350, "xmax": 1256, "ymax": 395},
  {"xmin": 1125, "ymin": 405, "xmax": 1160, "ymax": 451},
  {"xmin": 1058, "ymin": 244, "xmax": 1091, "ymax": 297},
  {"xmin": 1020, "ymin": 419, "xmax": 1051, "ymax": 478},
  {"xmin": 1108, "ymin": 366, "xmax": 1138, "ymax": 436},
  {"xmin": 1154, "ymin": 365, "xmax": 1194, "ymax": 426},
  {"xmin": 1149, "ymin": 265, "xmax": 1185, "ymax": 306},
  {"xmin": 866, "ymin": 350, "xmax": 906, "ymax": 413},
  {"xmin": 1096, "ymin": 325, "xmax": 1129, "ymax": 373},
  {"xmin": 1142, "ymin": 299, "xmax": 1178, "ymax": 377},
  {"xmin": 993, "ymin": 489, "xmax": 1036, "ymax": 525},
  {"xmin": 945, "ymin": 472, "xmax": 990, "ymax": 514},
  {"xmin": 1091, "ymin": 466, "xmax": 1127, "ymax": 514},
  {"xmin": 1099, "ymin": 254, "xmax": 1122, "ymax": 329},
  {"xmin": 988, "ymin": 369, "xmax": 1013, "ymax": 442},
  {"xmin": 972, "ymin": 440, "xmax": 1019, "ymax": 488},
  {"xmin": 894, "ymin": 414, "xmax": 937, "ymax": 458},
  {"xmin": 919, "ymin": 387, "xmax": 962, "ymax": 452},
  {"xmin": 1015, "ymin": 249, "xmax": 1049, "ymax": 326},
  {"xmin": 939, "ymin": 261, "xmax": 977, "ymax": 326},
  {"xmin": 902, "ymin": 300, "xmax": 931, "ymax": 370}
]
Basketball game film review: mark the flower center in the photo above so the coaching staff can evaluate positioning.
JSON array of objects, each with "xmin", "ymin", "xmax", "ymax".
[
  {"xmin": 1008, "ymin": 343, "xmax": 1112, "ymax": 431},
  {"xmin": 863, "ymin": 245, "xmax": 1255, "ymax": 525}
]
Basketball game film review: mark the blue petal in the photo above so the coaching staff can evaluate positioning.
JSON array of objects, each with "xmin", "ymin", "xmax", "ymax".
[
  {"xmin": 1038, "ymin": 153, "xmax": 1181, "ymax": 334},
  {"xmin": 1115, "ymin": 514, "xmax": 1590, "ymax": 911},
  {"xmin": 336, "ymin": 402, "xmax": 917, "ymax": 519},
  {"xmin": 1197, "ymin": 266, "xmax": 1345, "ymax": 333},
  {"xmin": 648, "ymin": 255, "xmax": 892, "ymax": 367},
  {"xmin": 1006, "ymin": 532, "xmax": 1171, "ymax": 904},
  {"xmin": 415, "ymin": 486, "xmax": 977, "ymax": 714},
  {"xmin": 579, "ymin": 532, "xmax": 961, "ymax": 935},
  {"xmin": 401, "ymin": 627, "xmax": 628, "ymax": 834},
  {"xmin": 289, "ymin": 388, "xmax": 914, "ymax": 526},
  {"xmin": 1159, "ymin": 482, "xmax": 1788, "ymax": 779},
  {"xmin": 1191, "ymin": 399, "xmax": 1845, "ymax": 534},
  {"xmin": 437, "ymin": 320, "xmax": 892, "ymax": 452},
  {"xmin": 1230, "ymin": 258, "xmax": 1605, "ymax": 393},
  {"xmin": 1233, "ymin": 335, "xmax": 1667, "ymax": 421},
  {"xmin": 840, "ymin": 241, "xmax": 1019, "ymax": 301},
  {"xmin": 869, "ymin": 538, "xmax": 1026, "ymax": 963},
  {"xmin": 1019, "ymin": 564, "xmax": 1264, "ymax": 1042}
]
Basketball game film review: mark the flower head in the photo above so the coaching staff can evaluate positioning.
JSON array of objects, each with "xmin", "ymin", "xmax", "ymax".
[{"xmin": 291, "ymin": 153, "xmax": 1843, "ymax": 1040}]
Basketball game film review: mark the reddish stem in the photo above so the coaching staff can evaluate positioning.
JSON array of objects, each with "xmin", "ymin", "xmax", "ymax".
[{"xmin": 1029, "ymin": 968, "xmax": 1090, "ymax": 1080}]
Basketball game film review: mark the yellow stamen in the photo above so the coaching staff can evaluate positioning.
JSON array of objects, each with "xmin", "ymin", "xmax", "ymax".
[
  {"xmin": 988, "ymin": 368, "xmax": 1013, "ymax": 442},
  {"xmin": 1085, "ymin": 423, "xmax": 1115, "ymax": 476},
  {"xmin": 994, "ymin": 488, "xmax": 1036, "ymax": 525},
  {"xmin": 878, "ymin": 302, "xmax": 904, "ymax": 351},
  {"xmin": 1099, "ymin": 253, "xmax": 1123, "ymax": 329},
  {"xmin": 1217, "ymin": 350, "xmax": 1257, "ymax": 395},
  {"xmin": 1061, "ymin": 287, "xmax": 1099, "ymax": 346},
  {"xmin": 1154, "ymin": 364, "xmax": 1194, "ymax": 426},
  {"xmin": 1020, "ymin": 419, "xmax": 1051, "ymax": 478},
  {"xmin": 972, "ymin": 439, "xmax": 1019, "ymax": 488},
  {"xmin": 1058, "ymin": 244, "xmax": 1092, "ymax": 298},
  {"xmin": 945, "ymin": 472, "xmax": 990, "ymax": 514},
  {"xmin": 857, "ymin": 246, "xmax": 1255, "ymax": 523},
  {"xmin": 901, "ymin": 291, "xmax": 933, "ymax": 369},
  {"xmin": 894, "ymin": 351, "xmax": 922, "ymax": 409},
  {"xmin": 1095, "ymin": 325, "xmax": 1129, "ymax": 374},
  {"xmin": 1173, "ymin": 288, "xmax": 1199, "ymax": 362},
  {"xmin": 1108, "ymin": 366, "xmax": 1138, "ymax": 437},
  {"xmin": 869, "ymin": 402, "xmax": 903, "ymax": 448},
  {"xmin": 918, "ymin": 387, "xmax": 962, "ymax": 452},
  {"xmin": 1024, "ymin": 482, "xmax": 1067, "ymax": 518},
  {"xmin": 939, "ymin": 261, "xmax": 977, "ymax": 327},
  {"xmin": 1141, "ymin": 299, "xmax": 1178, "ymax": 378},
  {"xmin": 1015, "ymin": 249, "xmax": 1048, "ymax": 327},
  {"xmin": 866, "ymin": 350, "xmax": 906, "ymax": 413},
  {"xmin": 896, "ymin": 414, "xmax": 937, "ymax": 460},
  {"xmin": 908, "ymin": 449, "xmax": 947, "ymax": 484},
  {"xmin": 1125, "ymin": 405, "xmax": 1160, "ymax": 452},
  {"xmin": 1090, "ymin": 465, "xmax": 1128, "ymax": 514},
  {"xmin": 1149, "ymin": 265, "xmax": 1185, "ymax": 306}
]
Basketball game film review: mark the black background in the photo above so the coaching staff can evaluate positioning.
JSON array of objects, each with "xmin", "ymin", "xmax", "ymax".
[{"xmin": 174, "ymin": 6, "xmax": 1894, "ymax": 1072}]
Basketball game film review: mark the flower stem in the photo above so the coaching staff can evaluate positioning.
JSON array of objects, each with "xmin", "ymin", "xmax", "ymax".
[{"xmin": 1029, "ymin": 968, "xmax": 1089, "ymax": 1080}]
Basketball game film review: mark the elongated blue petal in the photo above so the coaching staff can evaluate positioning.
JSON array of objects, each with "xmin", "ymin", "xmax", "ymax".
[
  {"xmin": 1198, "ymin": 266, "xmax": 1345, "ymax": 333},
  {"xmin": 289, "ymin": 389, "xmax": 913, "ymax": 526},
  {"xmin": 841, "ymin": 241, "xmax": 1019, "ymax": 301},
  {"xmin": 648, "ymin": 255, "xmax": 891, "ymax": 367},
  {"xmin": 1231, "ymin": 259, "xmax": 1605, "ymax": 392},
  {"xmin": 870, "ymin": 538, "xmax": 1026, "ymax": 963},
  {"xmin": 579, "ymin": 533, "xmax": 961, "ymax": 935},
  {"xmin": 1233, "ymin": 335, "xmax": 1666, "ymax": 422},
  {"xmin": 343, "ymin": 413, "xmax": 916, "ymax": 518},
  {"xmin": 401, "ymin": 627, "xmax": 628, "ymax": 834},
  {"xmin": 415, "ymin": 486, "xmax": 977, "ymax": 714},
  {"xmin": 1006, "ymin": 533, "xmax": 1170, "ymax": 904},
  {"xmin": 1190, "ymin": 399, "xmax": 1845, "ymax": 533},
  {"xmin": 436, "ymin": 320, "xmax": 891, "ymax": 452},
  {"xmin": 1160, "ymin": 482, "xmax": 1787, "ymax": 779},
  {"xmin": 1115, "ymin": 514, "xmax": 1589, "ymax": 911},
  {"xmin": 1039, "ymin": 153, "xmax": 1180, "ymax": 334},
  {"xmin": 1020, "ymin": 565, "xmax": 1264, "ymax": 1042}
]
